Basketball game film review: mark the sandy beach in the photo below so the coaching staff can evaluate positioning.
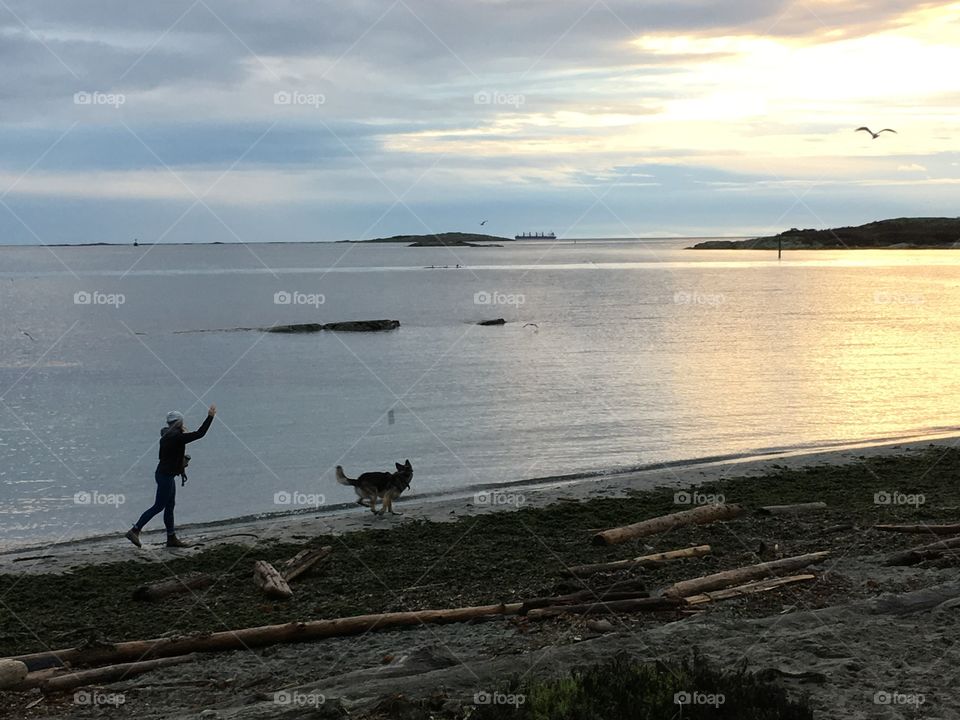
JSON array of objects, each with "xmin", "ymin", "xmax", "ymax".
[{"xmin": 2, "ymin": 435, "xmax": 960, "ymax": 718}]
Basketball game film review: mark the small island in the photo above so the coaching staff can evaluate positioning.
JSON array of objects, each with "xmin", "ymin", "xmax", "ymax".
[
  {"xmin": 690, "ymin": 217, "xmax": 960, "ymax": 250},
  {"xmin": 341, "ymin": 232, "xmax": 513, "ymax": 247}
]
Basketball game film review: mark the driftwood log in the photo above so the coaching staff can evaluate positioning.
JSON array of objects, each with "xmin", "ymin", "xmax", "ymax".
[
  {"xmin": 253, "ymin": 561, "xmax": 293, "ymax": 599},
  {"xmin": 757, "ymin": 502, "xmax": 827, "ymax": 515},
  {"xmin": 132, "ymin": 573, "xmax": 215, "ymax": 602},
  {"xmin": 662, "ymin": 551, "xmax": 830, "ymax": 598},
  {"xmin": 875, "ymin": 524, "xmax": 960, "ymax": 535},
  {"xmin": 521, "ymin": 587, "xmax": 649, "ymax": 614},
  {"xmin": 593, "ymin": 505, "xmax": 744, "ymax": 546},
  {"xmin": 41, "ymin": 655, "xmax": 198, "ymax": 693},
  {"xmin": 564, "ymin": 545, "xmax": 711, "ymax": 577},
  {"xmin": 885, "ymin": 535, "xmax": 960, "ymax": 566},
  {"xmin": 526, "ymin": 597, "xmax": 680, "ymax": 619},
  {"xmin": 8, "ymin": 603, "xmax": 525, "ymax": 670},
  {"xmin": 682, "ymin": 574, "xmax": 816, "ymax": 605},
  {"xmin": 282, "ymin": 546, "xmax": 332, "ymax": 582}
]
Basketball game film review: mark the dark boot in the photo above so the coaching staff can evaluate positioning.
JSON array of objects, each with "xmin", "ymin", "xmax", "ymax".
[
  {"xmin": 125, "ymin": 528, "xmax": 142, "ymax": 548},
  {"xmin": 166, "ymin": 534, "xmax": 190, "ymax": 548}
]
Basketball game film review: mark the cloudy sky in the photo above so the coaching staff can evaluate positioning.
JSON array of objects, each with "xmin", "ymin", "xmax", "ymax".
[{"xmin": 0, "ymin": 0, "xmax": 958, "ymax": 244}]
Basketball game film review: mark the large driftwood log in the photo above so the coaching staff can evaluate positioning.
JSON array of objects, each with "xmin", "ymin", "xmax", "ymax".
[
  {"xmin": 756, "ymin": 502, "xmax": 827, "ymax": 515},
  {"xmin": 132, "ymin": 573, "xmax": 215, "ymax": 601},
  {"xmin": 593, "ymin": 505, "xmax": 744, "ymax": 546},
  {"xmin": 282, "ymin": 546, "xmax": 332, "ymax": 582},
  {"xmin": 875, "ymin": 524, "xmax": 960, "ymax": 535},
  {"xmin": 526, "ymin": 597, "xmax": 680, "ymax": 619},
  {"xmin": 682, "ymin": 574, "xmax": 816, "ymax": 605},
  {"xmin": 662, "ymin": 551, "xmax": 830, "ymax": 598},
  {"xmin": 7, "ymin": 602, "xmax": 525, "ymax": 669},
  {"xmin": 253, "ymin": 561, "xmax": 293, "ymax": 599},
  {"xmin": 885, "ymin": 535, "xmax": 960, "ymax": 566},
  {"xmin": 41, "ymin": 654, "xmax": 198, "ymax": 693},
  {"xmin": 564, "ymin": 545, "xmax": 711, "ymax": 577}
]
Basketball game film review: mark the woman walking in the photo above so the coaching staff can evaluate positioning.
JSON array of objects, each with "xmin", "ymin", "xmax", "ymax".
[{"xmin": 126, "ymin": 404, "xmax": 216, "ymax": 548}]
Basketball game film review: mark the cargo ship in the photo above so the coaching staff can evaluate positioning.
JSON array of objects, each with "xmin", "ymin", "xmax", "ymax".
[{"xmin": 514, "ymin": 231, "xmax": 557, "ymax": 240}]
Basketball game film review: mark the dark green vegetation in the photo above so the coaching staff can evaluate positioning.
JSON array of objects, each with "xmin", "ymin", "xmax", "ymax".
[
  {"xmin": 2, "ymin": 447, "xmax": 958, "ymax": 659},
  {"xmin": 368, "ymin": 654, "xmax": 813, "ymax": 720},
  {"xmin": 346, "ymin": 232, "xmax": 512, "ymax": 246},
  {"xmin": 691, "ymin": 217, "xmax": 960, "ymax": 249}
]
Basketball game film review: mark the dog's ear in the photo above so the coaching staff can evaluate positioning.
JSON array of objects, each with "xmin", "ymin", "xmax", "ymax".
[
  {"xmin": 395, "ymin": 463, "xmax": 404, "ymax": 471},
  {"xmin": 404, "ymin": 459, "xmax": 412, "ymax": 468}
]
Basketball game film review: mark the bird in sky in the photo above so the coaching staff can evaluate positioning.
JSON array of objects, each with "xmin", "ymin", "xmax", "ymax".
[
  {"xmin": 479, "ymin": 220, "xmax": 487, "ymax": 226},
  {"xmin": 20, "ymin": 329, "xmax": 35, "ymax": 341},
  {"xmin": 856, "ymin": 127, "xmax": 897, "ymax": 139}
]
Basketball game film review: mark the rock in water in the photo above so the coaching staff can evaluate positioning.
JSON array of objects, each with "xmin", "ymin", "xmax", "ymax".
[{"xmin": 477, "ymin": 318, "xmax": 506, "ymax": 326}]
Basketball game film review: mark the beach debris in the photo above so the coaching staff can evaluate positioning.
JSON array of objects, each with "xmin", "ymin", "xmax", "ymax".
[
  {"xmin": 253, "ymin": 560, "xmax": 294, "ymax": 599},
  {"xmin": 682, "ymin": 574, "xmax": 816, "ymax": 605},
  {"xmin": 564, "ymin": 545, "xmax": 712, "ymax": 577},
  {"xmin": 39, "ymin": 654, "xmax": 198, "ymax": 693},
  {"xmin": 281, "ymin": 546, "xmax": 332, "ymax": 582},
  {"xmin": 874, "ymin": 523, "xmax": 960, "ymax": 535},
  {"xmin": 885, "ymin": 535, "xmax": 960, "ymax": 566},
  {"xmin": 5, "ymin": 603, "xmax": 526, "ymax": 669},
  {"xmin": 592, "ymin": 504, "xmax": 744, "ymax": 546},
  {"xmin": 756, "ymin": 502, "xmax": 827, "ymax": 515},
  {"xmin": 526, "ymin": 597, "xmax": 680, "ymax": 619},
  {"xmin": 520, "ymin": 585, "xmax": 650, "ymax": 615},
  {"xmin": 662, "ymin": 551, "xmax": 830, "ymax": 599},
  {"xmin": 132, "ymin": 572, "xmax": 215, "ymax": 602},
  {"xmin": 586, "ymin": 619, "xmax": 615, "ymax": 633},
  {"xmin": 0, "ymin": 659, "xmax": 28, "ymax": 689}
]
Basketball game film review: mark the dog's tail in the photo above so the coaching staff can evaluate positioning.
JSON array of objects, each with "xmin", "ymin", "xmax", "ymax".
[{"xmin": 335, "ymin": 465, "xmax": 355, "ymax": 486}]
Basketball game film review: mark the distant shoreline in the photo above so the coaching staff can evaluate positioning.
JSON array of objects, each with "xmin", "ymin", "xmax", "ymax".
[{"xmin": 689, "ymin": 217, "xmax": 960, "ymax": 250}]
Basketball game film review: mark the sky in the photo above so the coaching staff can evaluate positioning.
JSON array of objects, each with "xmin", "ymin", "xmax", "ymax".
[{"xmin": 0, "ymin": 0, "xmax": 958, "ymax": 244}]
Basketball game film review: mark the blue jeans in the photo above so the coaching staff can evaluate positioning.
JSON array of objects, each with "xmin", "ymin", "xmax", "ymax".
[{"xmin": 134, "ymin": 470, "xmax": 177, "ymax": 535}]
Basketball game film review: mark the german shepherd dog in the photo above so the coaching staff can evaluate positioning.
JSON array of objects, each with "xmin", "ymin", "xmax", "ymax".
[{"xmin": 336, "ymin": 460, "xmax": 413, "ymax": 515}]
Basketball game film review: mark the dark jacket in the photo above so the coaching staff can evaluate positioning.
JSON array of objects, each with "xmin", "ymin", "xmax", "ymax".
[{"xmin": 157, "ymin": 415, "xmax": 213, "ymax": 476}]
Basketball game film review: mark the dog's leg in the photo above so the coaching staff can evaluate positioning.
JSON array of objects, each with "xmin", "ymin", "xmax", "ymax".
[
  {"xmin": 369, "ymin": 495, "xmax": 379, "ymax": 515},
  {"xmin": 385, "ymin": 493, "xmax": 402, "ymax": 515}
]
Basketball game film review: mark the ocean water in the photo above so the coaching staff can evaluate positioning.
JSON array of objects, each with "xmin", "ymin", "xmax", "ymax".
[{"xmin": 2, "ymin": 238, "xmax": 959, "ymax": 549}]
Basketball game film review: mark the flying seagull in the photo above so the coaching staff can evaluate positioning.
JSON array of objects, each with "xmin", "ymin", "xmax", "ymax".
[
  {"xmin": 479, "ymin": 220, "xmax": 487, "ymax": 226},
  {"xmin": 856, "ymin": 127, "xmax": 897, "ymax": 139},
  {"xmin": 20, "ymin": 329, "xmax": 35, "ymax": 342}
]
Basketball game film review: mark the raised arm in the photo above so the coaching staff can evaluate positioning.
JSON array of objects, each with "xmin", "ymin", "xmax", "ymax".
[{"xmin": 182, "ymin": 404, "xmax": 216, "ymax": 443}]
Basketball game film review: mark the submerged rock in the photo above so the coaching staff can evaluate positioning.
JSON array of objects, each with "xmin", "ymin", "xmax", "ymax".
[
  {"xmin": 477, "ymin": 318, "xmax": 506, "ymax": 326},
  {"xmin": 265, "ymin": 320, "xmax": 400, "ymax": 333}
]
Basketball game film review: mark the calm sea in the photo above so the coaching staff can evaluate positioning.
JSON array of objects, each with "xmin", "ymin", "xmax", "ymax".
[{"xmin": 2, "ymin": 239, "xmax": 959, "ymax": 548}]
